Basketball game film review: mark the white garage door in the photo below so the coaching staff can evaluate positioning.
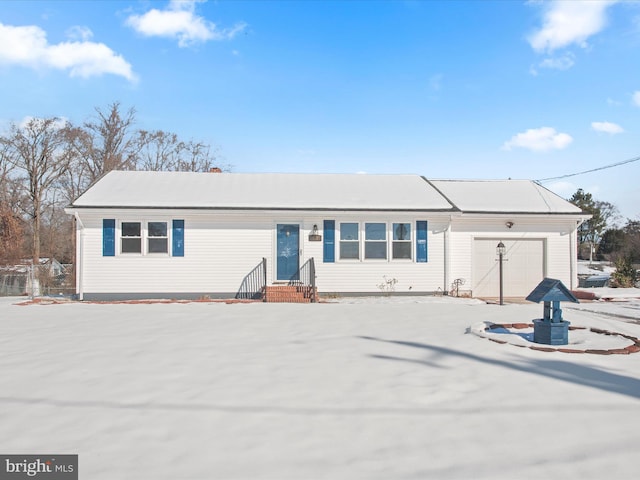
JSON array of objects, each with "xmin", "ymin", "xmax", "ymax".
[{"xmin": 473, "ymin": 239, "xmax": 544, "ymax": 298}]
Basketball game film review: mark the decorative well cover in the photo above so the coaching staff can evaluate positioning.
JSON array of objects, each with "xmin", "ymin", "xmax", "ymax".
[{"xmin": 526, "ymin": 278, "xmax": 579, "ymax": 304}]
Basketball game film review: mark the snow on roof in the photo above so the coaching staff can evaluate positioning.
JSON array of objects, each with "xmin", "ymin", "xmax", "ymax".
[
  {"xmin": 70, "ymin": 171, "xmax": 455, "ymax": 211},
  {"xmin": 430, "ymin": 179, "xmax": 582, "ymax": 214},
  {"xmin": 70, "ymin": 171, "xmax": 583, "ymax": 214}
]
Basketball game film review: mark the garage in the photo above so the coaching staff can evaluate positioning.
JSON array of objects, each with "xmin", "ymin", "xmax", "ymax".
[{"xmin": 472, "ymin": 238, "xmax": 545, "ymax": 298}]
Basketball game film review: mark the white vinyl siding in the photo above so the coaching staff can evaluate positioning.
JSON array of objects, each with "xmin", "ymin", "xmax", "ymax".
[
  {"xmin": 313, "ymin": 217, "xmax": 447, "ymax": 293},
  {"xmin": 74, "ymin": 209, "xmax": 578, "ymax": 298},
  {"xmin": 81, "ymin": 213, "xmax": 275, "ymax": 295},
  {"xmin": 76, "ymin": 211, "xmax": 447, "ymax": 296}
]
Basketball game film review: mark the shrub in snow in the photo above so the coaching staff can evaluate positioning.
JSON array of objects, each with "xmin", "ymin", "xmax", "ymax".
[{"xmin": 611, "ymin": 256, "xmax": 637, "ymax": 288}]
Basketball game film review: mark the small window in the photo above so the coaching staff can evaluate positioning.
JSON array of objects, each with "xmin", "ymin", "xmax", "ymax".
[
  {"xmin": 392, "ymin": 223, "xmax": 412, "ymax": 259},
  {"xmin": 340, "ymin": 222, "xmax": 359, "ymax": 259},
  {"xmin": 365, "ymin": 223, "xmax": 387, "ymax": 259},
  {"xmin": 148, "ymin": 222, "xmax": 168, "ymax": 253},
  {"xmin": 121, "ymin": 222, "xmax": 141, "ymax": 253}
]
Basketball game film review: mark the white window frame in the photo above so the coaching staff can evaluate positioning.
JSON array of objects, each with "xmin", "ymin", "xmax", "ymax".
[
  {"xmin": 339, "ymin": 222, "xmax": 360, "ymax": 260},
  {"xmin": 392, "ymin": 222, "xmax": 412, "ymax": 260},
  {"xmin": 120, "ymin": 221, "xmax": 142, "ymax": 255},
  {"xmin": 118, "ymin": 220, "xmax": 172, "ymax": 256},
  {"xmin": 147, "ymin": 221, "xmax": 169, "ymax": 255},
  {"xmin": 335, "ymin": 221, "xmax": 416, "ymax": 263},
  {"xmin": 364, "ymin": 222, "xmax": 388, "ymax": 260}
]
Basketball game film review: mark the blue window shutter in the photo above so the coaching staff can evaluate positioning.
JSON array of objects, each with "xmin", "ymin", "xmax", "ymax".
[
  {"xmin": 416, "ymin": 221, "xmax": 428, "ymax": 263},
  {"xmin": 172, "ymin": 220, "xmax": 185, "ymax": 257},
  {"xmin": 103, "ymin": 219, "xmax": 115, "ymax": 256},
  {"xmin": 323, "ymin": 220, "xmax": 335, "ymax": 263}
]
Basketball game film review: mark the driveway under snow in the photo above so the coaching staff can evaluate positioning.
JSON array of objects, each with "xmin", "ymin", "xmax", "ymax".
[{"xmin": 1, "ymin": 296, "xmax": 639, "ymax": 479}]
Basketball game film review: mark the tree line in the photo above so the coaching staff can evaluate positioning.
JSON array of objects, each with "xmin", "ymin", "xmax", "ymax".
[
  {"xmin": 1, "ymin": 102, "xmax": 637, "ymax": 288},
  {"xmin": 570, "ymin": 188, "xmax": 639, "ymax": 287},
  {"xmin": 0, "ymin": 102, "xmax": 226, "ymax": 267}
]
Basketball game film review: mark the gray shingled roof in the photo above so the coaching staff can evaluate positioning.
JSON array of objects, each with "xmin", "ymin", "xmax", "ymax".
[
  {"xmin": 430, "ymin": 179, "xmax": 582, "ymax": 214},
  {"xmin": 71, "ymin": 171, "xmax": 454, "ymax": 211},
  {"xmin": 69, "ymin": 171, "xmax": 582, "ymax": 214}
]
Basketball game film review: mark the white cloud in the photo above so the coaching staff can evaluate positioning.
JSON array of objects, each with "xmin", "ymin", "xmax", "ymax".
[
  {"xmin": 502, "ymin": 127, "xmax": 573, "ymax": 152},
  {"xmin": 65, "ymin": 26, "xmax": 93, "ymax": 42},
  {"xmin": 528, "ymin": 0, "xmax": 617, "ymax": 53},
  {"xmin": 537, "ymin": 53, "xmax": 575, "ymax": 70},
  {"xmin": 591, "ymin": 121, "xmax": 624, "ymax": 134},
  {"xmin": 0, "ymin": 22, "xmax": 136, "ymax": 82},
  {"xmin": 126, "ymin": 0, "xmax": 246, "ymax": 47},
  {"xmin": 633, "ymin": 91, "xmax": 640, "ymax": 107}
]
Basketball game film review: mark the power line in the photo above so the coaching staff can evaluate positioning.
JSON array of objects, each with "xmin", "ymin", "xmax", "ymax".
[{"xmin": 536, "ymin": 155, "xmax": 640, "ymax": 183}]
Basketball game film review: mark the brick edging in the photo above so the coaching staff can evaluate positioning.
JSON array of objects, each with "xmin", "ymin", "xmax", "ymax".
[{"xmin": 483, "ymin": 323, "xmax": 640, "ymax": 355}]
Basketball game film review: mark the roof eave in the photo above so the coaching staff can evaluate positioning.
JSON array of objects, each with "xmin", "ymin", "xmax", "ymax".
[
  {"xmin": 67, "ymin": 205, "xmax": 459, "ymax": 213},
  {"xmin": 458, "ymin": 210, "xmax": 587, "ymax": 216}
]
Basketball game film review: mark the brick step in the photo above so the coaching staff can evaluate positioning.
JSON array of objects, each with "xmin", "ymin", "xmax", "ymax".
[{"xmin": 263, "ymin": 285, "xmax": 317, "ymax": 303}]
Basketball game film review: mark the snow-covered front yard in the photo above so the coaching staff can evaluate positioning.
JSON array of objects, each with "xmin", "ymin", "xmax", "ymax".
[{"xmin": 1, "ymin": 295, "xmax": 639, "ymax": 479}]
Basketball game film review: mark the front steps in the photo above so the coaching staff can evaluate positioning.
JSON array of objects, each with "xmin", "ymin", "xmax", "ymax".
[{"xmin": 263, "ymin": 285, "xmax": 317, "ymax": 303}]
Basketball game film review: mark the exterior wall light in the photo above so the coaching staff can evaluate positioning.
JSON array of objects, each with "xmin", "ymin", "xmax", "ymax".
[
  {"xmin": 505, "ymin": 221, "xmax": 514, "ymax": 229},
  {"xmin": 309, "ymin": 224, "xmax": 322, "ymax": 242}
]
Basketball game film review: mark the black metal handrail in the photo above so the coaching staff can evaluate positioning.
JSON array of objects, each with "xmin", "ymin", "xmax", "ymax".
[
  {"xmin": 290, "ymin": 257, "xmax": 317, "ymax": 302},
  {"xmin": 236, "ymin": 258, "xmax": 267, "ymax": 300}
]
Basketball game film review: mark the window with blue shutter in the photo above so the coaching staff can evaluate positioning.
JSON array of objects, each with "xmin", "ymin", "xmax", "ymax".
[
  {"xmin": 323, "ymin": 220, "xmax": 335, "ymax": 263},
  {"xmin": 416, "ymin": 220, "xmax": 428, "ymax": 263},
  {"xmin": 103, "ymin": 219, "xmax": 115, "ymax": 256},
  {"xmin": 172, "ymin": 220, "xmax": 184, "ymax": 257}
]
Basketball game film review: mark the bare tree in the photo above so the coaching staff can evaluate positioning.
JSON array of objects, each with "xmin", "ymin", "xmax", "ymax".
[
  {"xmin": 135, "ymin": 130, "xmax": 183, "ymax": 171},
  {"xmin": 178, "ymin": 139, "xmax": 229, "ymax": 172},
  {"xmin": 0, "ymin": 141, "xmax": 26, "ymax": 264},
  {"xmin": 134, "ymin": 129, "xmax": 228, "ymax": 172},
  {"xmin": 67, "ymin": 102, "xmax": 139, "ymax": 190},
  {"xmin": 0, "ymin": 140, "xmax": 14, "ymax": 204},
  {"xmin": 1, "ymin": 117, "xmax": 72, "ymax": 264},
  {"xmin": 57, "ymin": 125, "xmax": 93, "ymax": 204}
]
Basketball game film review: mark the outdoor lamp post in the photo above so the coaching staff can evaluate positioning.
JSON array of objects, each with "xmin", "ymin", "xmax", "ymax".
[{"xmin": 496, "ymin": 241, "xmax": 506, "ymax": 305}]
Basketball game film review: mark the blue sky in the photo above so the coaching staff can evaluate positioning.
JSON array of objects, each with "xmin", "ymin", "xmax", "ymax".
[{"xmin": 1, "ymin": 0, "xmax": 638, "ymax": 220}]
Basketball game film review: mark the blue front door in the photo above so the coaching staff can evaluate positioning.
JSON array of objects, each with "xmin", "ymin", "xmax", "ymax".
[{"xmin": 277, "ymin": 224, "xmax": 300, "ymax": 281}]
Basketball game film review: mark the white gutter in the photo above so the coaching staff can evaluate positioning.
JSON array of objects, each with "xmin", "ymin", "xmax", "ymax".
[
  {"xmin": 444, "ymin": 216, "xmax": 451, "ymax": 294},
  {"xmin": 73, "ymin": 212, "xmax": 85, "ymax": 301}
]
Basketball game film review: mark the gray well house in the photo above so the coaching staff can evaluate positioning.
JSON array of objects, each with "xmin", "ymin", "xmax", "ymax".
[{"xmin": 65, "ymin": 171, "xmax": 588, "ymax": 301}]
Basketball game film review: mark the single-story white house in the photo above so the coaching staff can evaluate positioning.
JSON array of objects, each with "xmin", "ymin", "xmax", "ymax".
[{"xmin": 65, "ymin": 171, "xmax": 588, "ymax": 301}]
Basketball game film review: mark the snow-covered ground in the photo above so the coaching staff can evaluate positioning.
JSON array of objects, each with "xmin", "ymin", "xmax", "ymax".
[
  {"xmin": 577, "ymin": 261, "xmax": 616, "ymax": 276},
  {"xmin": 1, "ymin": 295, "xmax": 640, "ymax": 479},
  {"xmin": 566, "ymin": 287, "xmax": 640, "ymax": 322}
]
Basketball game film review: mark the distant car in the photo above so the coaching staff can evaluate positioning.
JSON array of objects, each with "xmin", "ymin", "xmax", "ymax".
[{"xmin": 579, "ymin": 274, "xmax": 610, "ymax": 288}]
